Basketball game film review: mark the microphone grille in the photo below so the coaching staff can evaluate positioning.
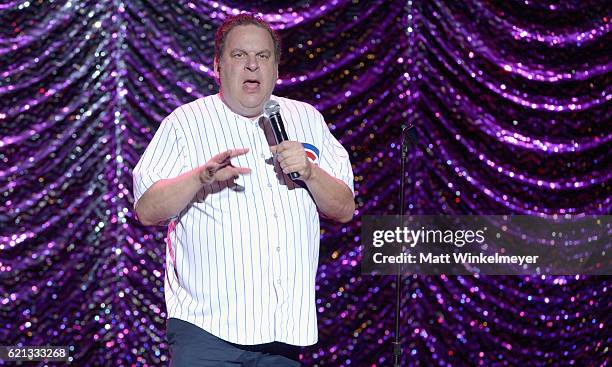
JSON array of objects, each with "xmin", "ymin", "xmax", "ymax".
[{"xmin": 263, "ymin": 100, "xmax": 280, "ymax": 118}]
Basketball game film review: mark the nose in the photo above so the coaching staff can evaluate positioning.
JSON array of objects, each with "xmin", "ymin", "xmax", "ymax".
[{"xmin": 245, "ymin": 54, "xmax": 259, "ymax": 72}]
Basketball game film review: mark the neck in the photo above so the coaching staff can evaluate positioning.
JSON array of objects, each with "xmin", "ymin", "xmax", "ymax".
[{"xmin": 217, "ymin": 92, "xmax": 263, "ymax": 120}]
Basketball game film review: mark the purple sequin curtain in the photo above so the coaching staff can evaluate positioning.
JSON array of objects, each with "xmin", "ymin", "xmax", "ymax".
[{"xmin": 1, "ymin": 0, "xmax": 610, "ymax": 366}]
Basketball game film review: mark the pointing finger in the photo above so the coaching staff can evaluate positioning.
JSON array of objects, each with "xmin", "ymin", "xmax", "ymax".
[
  {"xmin": 213, "ymin": 148, "xmax": 249, "ymax": 163},
  {"xmin": 228, "ymin": 148, "xmax": 249, "ymax": 158}
]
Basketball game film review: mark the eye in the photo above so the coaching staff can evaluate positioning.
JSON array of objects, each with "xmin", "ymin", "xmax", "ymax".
[
  {"xmin": 257, "ymin": 53, "xmax": 271, "ymax": 60},
  {"xmin": 232, "ymin": 51, "xmax": 246, "ymax": 59}
]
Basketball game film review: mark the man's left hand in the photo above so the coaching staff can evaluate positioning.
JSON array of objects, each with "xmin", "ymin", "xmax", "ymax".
[{"xmin": 270, "ymin": 141, "xmax": 313, "ymax": 181}]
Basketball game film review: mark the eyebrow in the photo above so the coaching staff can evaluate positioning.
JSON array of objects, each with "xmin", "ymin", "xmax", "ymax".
[{"xmin": 229, "ymin": 48, "xmax": 272, "ymax": 55}]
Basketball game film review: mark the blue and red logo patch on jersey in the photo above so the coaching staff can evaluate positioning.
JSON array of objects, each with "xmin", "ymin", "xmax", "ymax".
[{"xmin": 302, "ymin": 143, "xmax": 320, "ymax": 165}]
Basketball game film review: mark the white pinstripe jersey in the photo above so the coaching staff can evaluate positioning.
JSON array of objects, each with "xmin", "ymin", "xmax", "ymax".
[{"xmin": 133, "ymin": 94, "xmax": 354, "ymax": 346}]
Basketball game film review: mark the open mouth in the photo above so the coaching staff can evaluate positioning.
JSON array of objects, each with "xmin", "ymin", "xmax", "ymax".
[{"xmin": 243, "ymin": 79, "xmax": 261, "ymax": 90}]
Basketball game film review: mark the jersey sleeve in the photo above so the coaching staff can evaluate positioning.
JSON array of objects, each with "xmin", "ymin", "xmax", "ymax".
[
  {"xmin": 132, "ymin": 113, "xmax": 188, "ymax": 206},
  {"xmin": 316, "ymin": 112, "xmax": 355, "ymax": 197}
]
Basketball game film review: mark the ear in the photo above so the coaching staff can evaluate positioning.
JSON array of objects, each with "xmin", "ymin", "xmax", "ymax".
[
  {"xmin": 214, "ymin": 58, "xmax": 220, "ymax": 80},
  {"xmin": 273, "ymin": 62, "xmax": 279, "ymax": 83}
]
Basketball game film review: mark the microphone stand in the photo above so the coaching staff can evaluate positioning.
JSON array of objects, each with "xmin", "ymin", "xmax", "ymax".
[{"xmin": 393, "ymin": 125, "xmax": 417, "ymax": 367}]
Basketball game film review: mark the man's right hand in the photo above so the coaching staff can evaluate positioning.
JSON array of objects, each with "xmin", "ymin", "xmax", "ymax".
[
  {"xmin": 198, "ymin": 148, "xmax": 252, "ymax": 184},
  {"xmin": 135, "ymin": 148, "xmax": 251, "ymax": 226}
]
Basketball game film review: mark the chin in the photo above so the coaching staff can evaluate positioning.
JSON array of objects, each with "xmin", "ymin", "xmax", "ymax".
[{"xmin": 240, "ymin": 98, "xmax": 266, "ymax": 110}]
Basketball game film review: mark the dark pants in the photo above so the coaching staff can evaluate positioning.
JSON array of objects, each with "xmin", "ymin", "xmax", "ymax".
[{"xmin": 167, "ymin": 318, "xmax": 301, "ymax": 367}]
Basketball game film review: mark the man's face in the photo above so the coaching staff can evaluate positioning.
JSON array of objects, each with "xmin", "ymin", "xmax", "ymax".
[{"xmin": 215, "ymin": 24, "xmax": 278, "ymax": 118}]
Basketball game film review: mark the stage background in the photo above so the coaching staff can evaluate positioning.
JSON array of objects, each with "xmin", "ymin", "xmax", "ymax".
[{"xmin": 1, "ymin": 0, "xmax": 610, "ymax": 366}]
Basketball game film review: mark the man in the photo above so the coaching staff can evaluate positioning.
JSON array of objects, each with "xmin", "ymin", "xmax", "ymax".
[{"xmin": 133, "ymin": 13, "xmax": 354, "ymax": 367}]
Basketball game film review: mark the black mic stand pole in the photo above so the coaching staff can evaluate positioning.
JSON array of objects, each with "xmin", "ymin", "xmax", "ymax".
[{"xmin": 393, "ymin": 125, "xmax": 417, "ymax": 367}]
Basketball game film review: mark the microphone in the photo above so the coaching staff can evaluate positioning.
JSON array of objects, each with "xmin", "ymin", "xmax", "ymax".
[{"xmin": 263, "ymin": 100, "xmax": 300, "ymax": 180}]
